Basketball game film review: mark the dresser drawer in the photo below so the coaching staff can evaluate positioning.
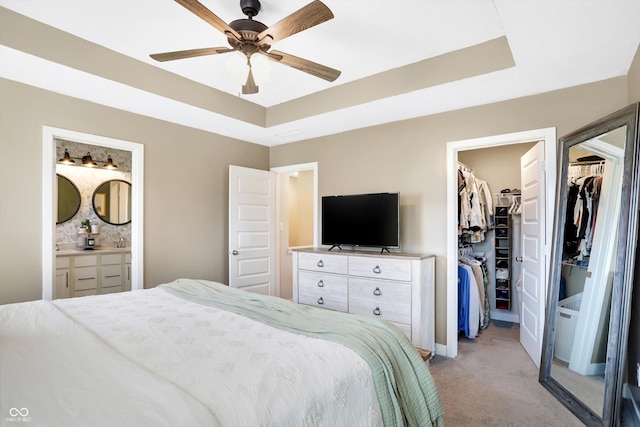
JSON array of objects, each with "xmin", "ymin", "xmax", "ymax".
[
  {"xmin": 348, "ymin": 277, "xmax": 411, "ymax": 305},
  {"xmin": 349, "ymin": 295, "xmax": 411, "ymax": 324},
  {"xmin": 298, "ymin": 252, "xmax": 348, "ymax": 274},
  {"xmin": 348, "ymin": 256, "xmax": 412, "ymax": 282},
  {"xmin": 299, "ymin": 271, "xmax": 348, "ymax": 294},
  {"xmin": 74, "ymin": 266, "xmax": 98, "ymax": 291},
  {"xmin": 390, "ymin": 322, "xmax": 411, "ymax": 341},
  {"xmin": 101, "ymin": 264, "xmax": 123, "ymax": 288},
  {"xmin": 299, "ymin": 289, "xmax": 348, "ymax": 312}
]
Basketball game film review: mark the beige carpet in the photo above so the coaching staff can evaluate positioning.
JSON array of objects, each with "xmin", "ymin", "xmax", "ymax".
[{"xmin": 429, "ymin": 321, "xmax": 583, "ymax": 426}]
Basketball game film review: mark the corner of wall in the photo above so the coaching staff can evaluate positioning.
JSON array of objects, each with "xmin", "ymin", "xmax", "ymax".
[{"xmin": 628, "ymin": 44, "xmax": 640, "ymax": 103}]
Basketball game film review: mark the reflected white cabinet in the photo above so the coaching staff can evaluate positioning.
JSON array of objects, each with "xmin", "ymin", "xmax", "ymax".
[
  {"xmin": 292, "ymin": 249, "xmax": 435, "ymax": 351},
  {"xmin": 55, "ymin": 251, "xmax": 131, "ymax": 299}
]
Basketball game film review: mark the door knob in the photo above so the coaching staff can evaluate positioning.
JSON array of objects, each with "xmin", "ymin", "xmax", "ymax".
[
  {"xmin": 231, "ymin": 250, "xmax": 239, "ymax": 255},
  {"xmin": 516, "ymin": 256, "xmax": 523, "ymax": 262}
]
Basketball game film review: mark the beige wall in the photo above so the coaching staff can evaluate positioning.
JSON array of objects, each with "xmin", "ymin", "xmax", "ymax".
[
  {"xmin": 0, "ymin": 78, "xmax": 269, "ymax": 304},
  {"xmin": 458, "ymin": 143, "xmax": 537, "ymax": 199},
  {"xmin": 270, "ymin": 77, "xmax": 630, "ymax": 346},
  {"xmin": 294, "ymin": 171, "xmax": 315, "ymax": 247},
  {"xmin": 1, "ymin": 72, "xmax": 634, "ymax": 347}
]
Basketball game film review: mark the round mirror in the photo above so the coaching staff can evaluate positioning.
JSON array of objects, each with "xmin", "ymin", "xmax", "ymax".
[
  {"xmin": 92, "ymin": 179, "xmax": 132, "ymax": 225},
  {"xmin": 57, "ymin": 174, "xmax": 81, "ymax": 224}
]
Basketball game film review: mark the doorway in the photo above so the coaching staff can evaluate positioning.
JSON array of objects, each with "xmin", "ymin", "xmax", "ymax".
[
  {"xmin": 445, "ymin": 128, "xmax": 556, "ymax": 360},
  {"xmin": 42, "ymin": 126, "xmax": 144, "ymax": 300},
  {"xmin": 272, "ymin": 162, "xmax": 318, "ymax": 300}
]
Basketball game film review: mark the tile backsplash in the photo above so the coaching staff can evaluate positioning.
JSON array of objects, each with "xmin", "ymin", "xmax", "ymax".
[{"xmin": 56, "ymin": 139, "xmax": 132, "ymax": 248}]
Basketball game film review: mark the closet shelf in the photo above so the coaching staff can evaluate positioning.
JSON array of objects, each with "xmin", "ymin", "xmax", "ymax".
[
  {"xmin": 562, "ymin": 260, "xmax": 589, "ymax": 269},
  {"xmin": 493, "ymin": 206, "xmax": 512, "ymax": 311}
]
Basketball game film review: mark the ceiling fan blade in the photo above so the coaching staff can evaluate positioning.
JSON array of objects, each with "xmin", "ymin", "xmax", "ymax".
[
  {"xmin": 150, "ymin": 47, "xmax": 234, "ymax": 62},
  {"xmin": 267, "ymin": 50, "xmax": 340, "ymax": 82},
  {"xmin": 242, "ymin": 67, "xmax": 259, "ymax": 94},
  {"xmin": 175, "ymin": 0, "xmax": 242, "ymax": 40},
  {"xmin": 257, "ymin": 0, "xmax": 334, "ymax": 44}
]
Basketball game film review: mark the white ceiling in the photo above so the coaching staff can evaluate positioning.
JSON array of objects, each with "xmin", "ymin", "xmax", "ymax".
[{"xmin": 1, "ymin": 0, "xmax": 639, "ymax": 146}]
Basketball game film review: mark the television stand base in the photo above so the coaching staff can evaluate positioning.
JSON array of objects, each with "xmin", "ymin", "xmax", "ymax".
[
  {"xmin": 380, "ymin": 247, "xmax": 391, "ymax": 254},
  {"xmin": 327, "ymin": 245, "xmax": 342, "ymax": 251}
]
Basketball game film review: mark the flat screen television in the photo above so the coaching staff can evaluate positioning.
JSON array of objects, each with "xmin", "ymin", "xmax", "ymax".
[{"xmin": 321, "ymin": 192, "xmax": 399, "ymax": 251}]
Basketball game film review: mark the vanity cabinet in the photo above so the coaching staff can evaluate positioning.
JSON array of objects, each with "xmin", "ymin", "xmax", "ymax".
[
  {"xmin": 100, "ymin": 253, "xmax": 124, "ymax": 294},
  {"xmin": 73, "ymin": 254, "xmax": 99, "ymax": 297},
  {"xmin": 292, "ymin": 248, "xmax": 435, "ymax": 351},
  {"xmin": 124, "ymin": 253, "xmax": 132, "ymax": 292},
  {"xmin": 54, "ymin": 251, "xmax": 131, "ymax": 299},
  {"xmin": 54, "ymin": 256, "xmax": 70, "ymax": 300}
]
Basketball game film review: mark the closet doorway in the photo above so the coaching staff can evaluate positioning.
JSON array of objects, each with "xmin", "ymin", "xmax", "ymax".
[{"xmin": 445, "ymin": 128, "xmax": 556, "ymax": 364}]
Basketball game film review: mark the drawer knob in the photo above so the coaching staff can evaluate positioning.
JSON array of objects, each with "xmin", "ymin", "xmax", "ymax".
[
  {"xmin": 373, "ymin": 265, "xmax": 381, "ymax": 274},
  {"xmin": 317, "ymin": 280, "xmax": 324, "ymax": 287},
  {"xmin": 317, "ymin": 260, "xmax": 324, "ymax": 268},
  {"xmin": 317, "ymin": 297, "xmax": 324, "ymax": 305},
  {"xmin": 373, "ymin": 307, "xmax": 381, "ymax": 316},
  {"xmin": 373, "ymin": 287, "xmax": 381, "ymax": 296}
]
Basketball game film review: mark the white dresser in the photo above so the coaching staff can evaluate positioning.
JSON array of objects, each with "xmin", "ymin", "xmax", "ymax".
[{"xmin": 292, "ymin": 248, "xmax": 435, "ymax": 351}]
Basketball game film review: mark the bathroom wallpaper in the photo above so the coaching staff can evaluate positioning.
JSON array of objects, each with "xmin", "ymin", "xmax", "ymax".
[{"xmin": 56, "ymin": 139, "xmax": 132, "ymax": 249}]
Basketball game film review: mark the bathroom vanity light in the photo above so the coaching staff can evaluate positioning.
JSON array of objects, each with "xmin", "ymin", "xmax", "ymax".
[
  {"xmin": 81, "ymin": 152, "xmax": 98, "ymax": 168},
  {"xmin": 58, "ymin": 149, "xmax": 118, "ymax": 169}
]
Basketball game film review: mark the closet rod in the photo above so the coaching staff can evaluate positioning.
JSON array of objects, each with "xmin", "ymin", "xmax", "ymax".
[
  {"xmin": 457, "ymin": 161, "xmax": 474, "ymax": 173},
  {"xmin": 569, "ymin": 160, "xmax": 605, "ymax": 166}
]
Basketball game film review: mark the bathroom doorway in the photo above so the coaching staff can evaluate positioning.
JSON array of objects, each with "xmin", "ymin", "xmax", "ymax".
[{"xmin": 41, "ymin": 126, "xmax": 144, "ymax": 300}]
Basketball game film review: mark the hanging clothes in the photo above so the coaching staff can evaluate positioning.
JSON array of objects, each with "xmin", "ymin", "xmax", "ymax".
[
  {"xmin": 458, "ymin": 248, "xmax": 490, "ymax": 338},
  {"xmin": 565, "ymin": 161, "xmax": 604, "ymax": 261},
  {"xmin": 458, "ymin": 164, "xmax": 493, "ymax": 244},
  {"xmin": 458, "ymin": 264, "xmax": 480, "ymax": 339}
]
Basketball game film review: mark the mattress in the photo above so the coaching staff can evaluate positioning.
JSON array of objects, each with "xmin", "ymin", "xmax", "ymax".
[{"xmin": 0, "ymin": 279, "xmax": 443, "ymax": 426}]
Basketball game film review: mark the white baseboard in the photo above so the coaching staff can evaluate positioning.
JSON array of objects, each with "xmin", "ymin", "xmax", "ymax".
[
  {"xmin": 435, "ymin": 343, "xmax": 448, "ymax": 357},
  {"xmin": 490, "ymin": 310, "xmax": 520, "ymax": 323}
]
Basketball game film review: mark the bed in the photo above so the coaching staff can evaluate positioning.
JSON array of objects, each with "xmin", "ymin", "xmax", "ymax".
[{"xmin": 1, "ymin": 278, "xmax": 443, "ymax": 426}]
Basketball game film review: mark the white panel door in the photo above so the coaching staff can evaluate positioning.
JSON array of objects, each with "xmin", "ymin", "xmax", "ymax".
[
  {"xmin": 228, "ymin": 165, "xmax": 276, "ymax": 295},
  {"xmin": 520, "ymin": 142, "xmax": 546, "ymax": 367}
]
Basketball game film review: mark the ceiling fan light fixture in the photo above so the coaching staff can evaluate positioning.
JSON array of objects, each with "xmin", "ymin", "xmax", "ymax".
[
  {"xmin": 250, "ymin": 54, "xmax": 271, "ymax": 86},
  {"xmin": 150, "ymin": 0, "xmax": 340, "ymax": 94},
  {"xmin": 225, "ymin": 51, "xmax": 250, "ymax": 85}
]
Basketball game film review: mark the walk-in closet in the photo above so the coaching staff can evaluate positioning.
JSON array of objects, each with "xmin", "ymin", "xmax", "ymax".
[{"xmin": 456, "ymin": 142, "xmax": 537, "ymax": 349}]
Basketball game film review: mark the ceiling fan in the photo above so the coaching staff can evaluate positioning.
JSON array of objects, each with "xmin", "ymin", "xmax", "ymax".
[{"xmin": 150, "ymin": 0, "xmax": 341, "ymax": 94}]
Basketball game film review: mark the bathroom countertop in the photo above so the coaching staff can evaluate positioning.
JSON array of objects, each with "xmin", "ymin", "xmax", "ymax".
[{"xmin": 56, "ymin": 247, "xmax": 131, "ymax": 256}]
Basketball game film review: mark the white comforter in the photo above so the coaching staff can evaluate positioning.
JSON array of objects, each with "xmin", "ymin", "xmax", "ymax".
[{"xmin": 1, "ymin": 288, "xmax": 382, "ymax": 426}]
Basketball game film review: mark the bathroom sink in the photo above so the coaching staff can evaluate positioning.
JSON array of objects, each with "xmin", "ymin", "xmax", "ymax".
[{"xmin": 73, "ymin": 246, "xmax": 128, "ymax": 252}]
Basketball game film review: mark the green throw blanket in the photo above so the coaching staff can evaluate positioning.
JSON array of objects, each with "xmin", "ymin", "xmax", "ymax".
[{"xmin": 160, "ymin": 279, "xmax": 444, "ymax": 427}]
